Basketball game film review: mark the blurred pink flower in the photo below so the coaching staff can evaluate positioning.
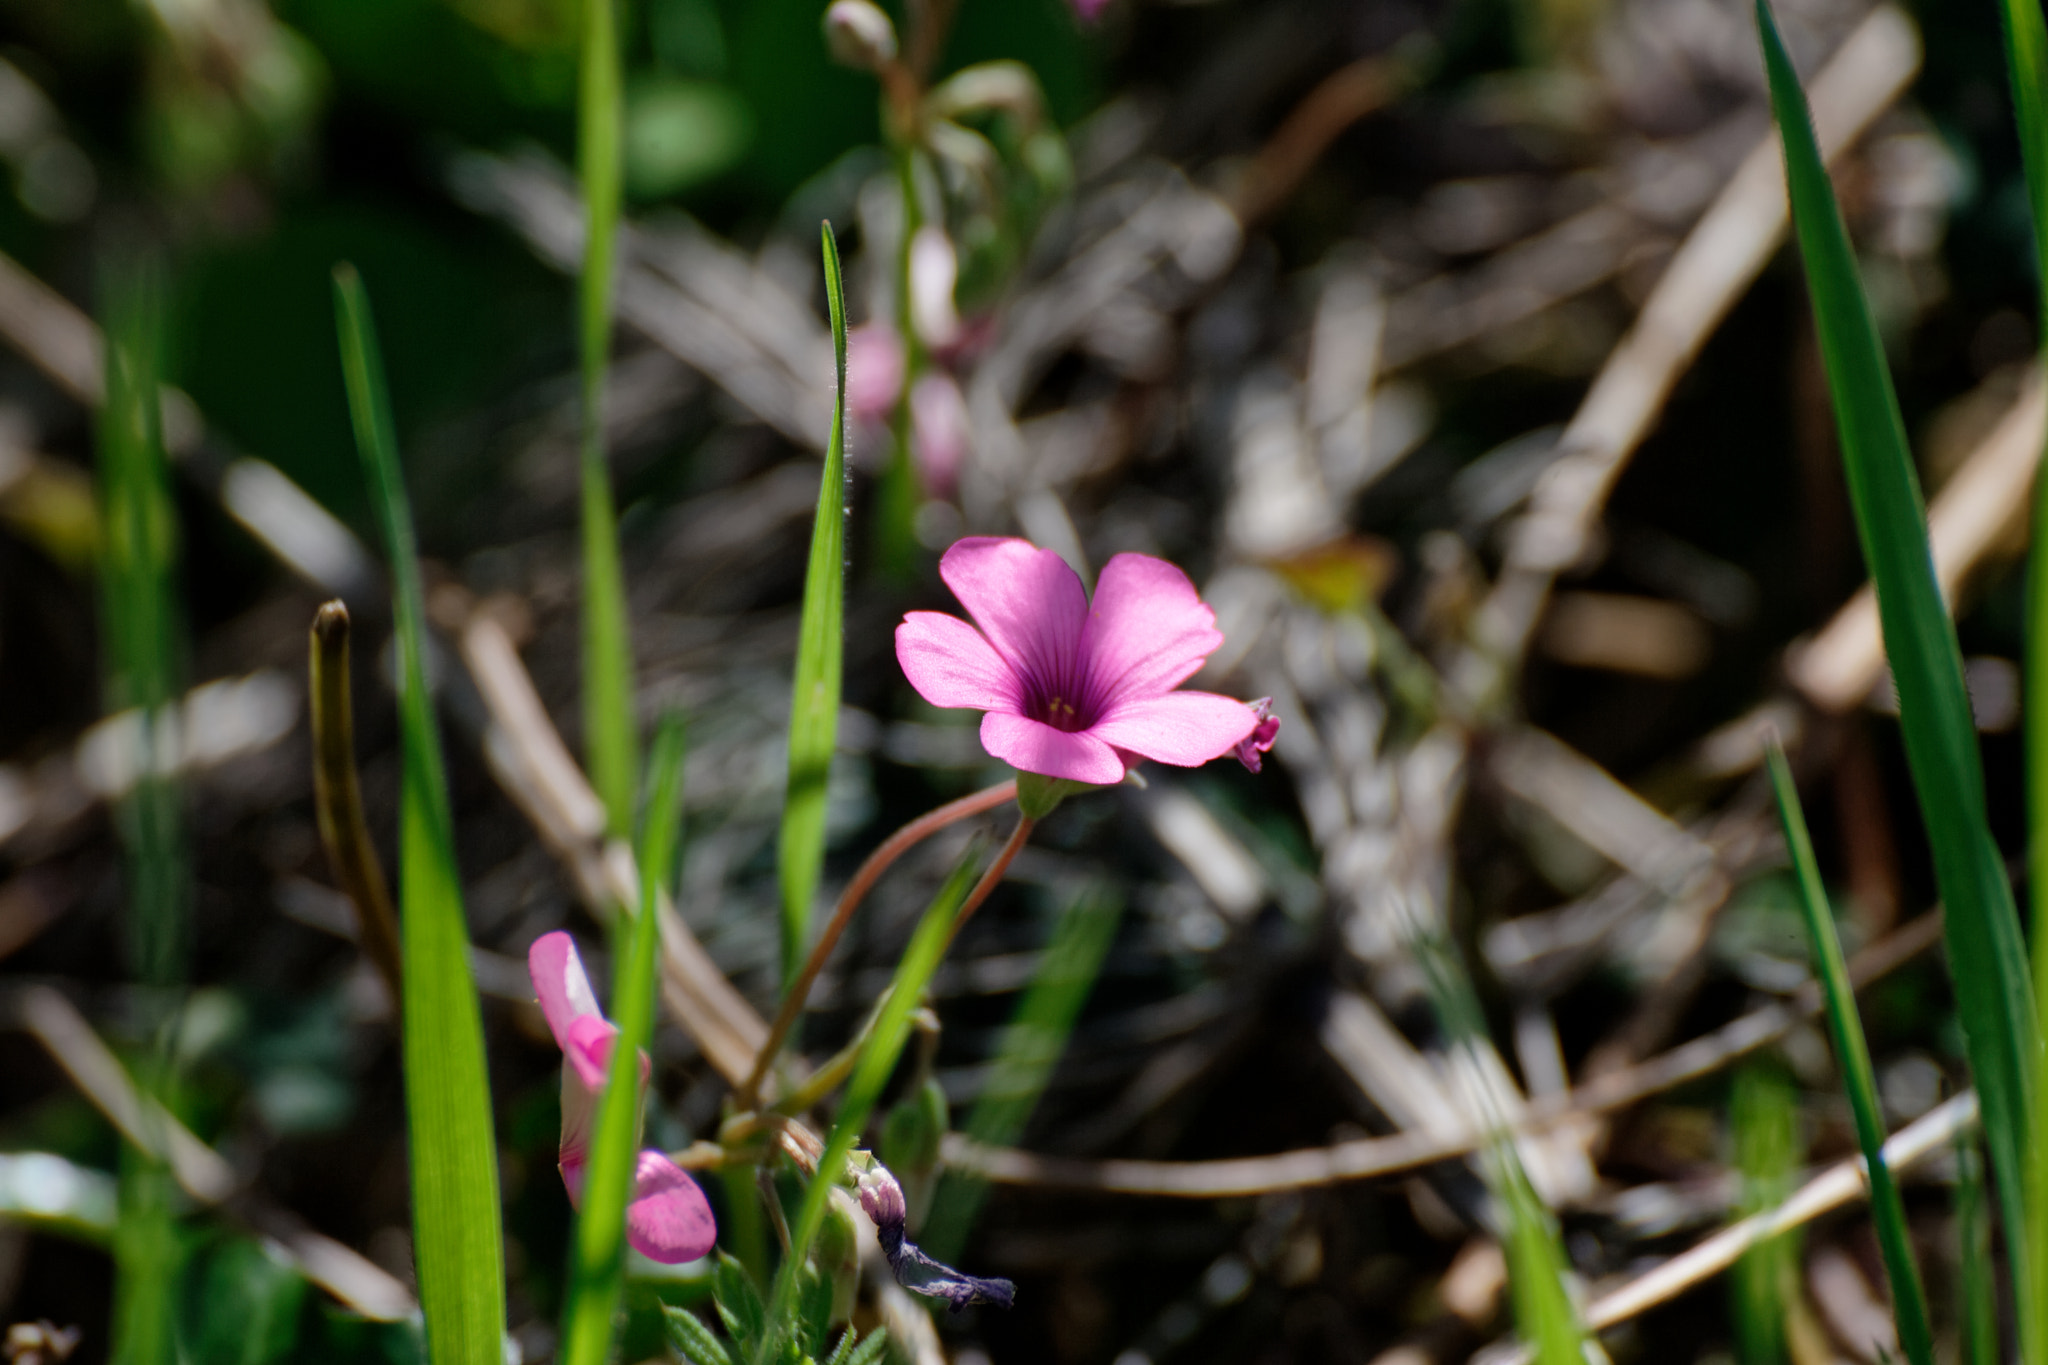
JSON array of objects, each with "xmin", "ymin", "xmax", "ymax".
[
  {"xmin": 528, "ymin": 931, "xmax": 717, "ymax": 1264},
  {"xmin": 846, "ymin": 323, "xmax": 906, "ymax": 425},
  {"xmin": 909, "ymin": 372, "xmax": 970, "ymax": 498},
  {"xmin": 896, "ymin": 537, "xmax": 1262, "ymax": 785},
  {"xmin": 1070, "ymin": 0, "xmax": 1112, "ymax": 20}
]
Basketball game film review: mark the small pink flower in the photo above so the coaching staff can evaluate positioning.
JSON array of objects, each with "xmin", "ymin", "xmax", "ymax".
[
  {"xmin": 1236, "ymin": 697, "xmax": 1280, "ymax": 773},
  {"xmin": 528, "ymin": 931, "xmax": 717, "ymax": 1264},
  {"xmin": 910, "ymin": 372, "xmax": 970, "ymax": 499},
  {"xmin": 896, "ymin": 538, "xmax": 1262, "ymax": 785},
  {"xmin": 846, "ymin": 324, "xmax": 906, "ymax": 425}
]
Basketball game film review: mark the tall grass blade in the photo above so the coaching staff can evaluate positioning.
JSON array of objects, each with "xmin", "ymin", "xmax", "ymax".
[
  {"xmin": 1959, "ymin": 1129, "xmax": 1999, "ymax": 1365},
  {"xmin": 578, "ymin": 0, "xmax": 637, "ymax": 839},
  {"xmin": 755, "ymin": 846, "xmax": 980, "ymax": 1365},
  {"xmin": 1411, "ymin": 933, "xmax": 1583, "ymax": 1364},
  {"xmin": 1758, "ymin": 3, "xmax": 2040, "ymax": 1334},
  {"xmin": 334, "ymin": 263, "xmax": 507, "ymax": 1364},
  {"xmin": 560, "ymin": 713, "xmax": 689, "ymax": 1365},
  {"xmin": 1731, "ymin": 1063, "xmax": 1800, "ymax": 1365},
  {"xmin": 921, "ymin": 882, "xmax": 1123, "ymax": 1263},
  {"xmin": 99, "ymin": 262, "xmax": 186, "ymax": 1365},
  {"xmin": 776, "ymin": 223, "xmax": 851, "ymax": 987},
  {"xmin": 1766, "ymin": 741, "xmax": 1934, "ymax": 1365},
  {"xmin": 1993, "ymin": 0, "xmax": 2048, "ymax": 1351}
]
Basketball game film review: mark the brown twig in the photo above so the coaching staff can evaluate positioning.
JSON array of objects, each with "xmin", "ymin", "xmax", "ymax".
[
  {"xmin": 742, "ymin": 779, "xmax": 1018, "ymax": 1106},
  {"xmin": 307, "ymin": 602, "xmax": 404, "ymax": 1002},
  {"xmin": 943, "ymin": 909, "xmax": 1943, "ymax": 1196},
  {"xmin": 1231, "ymin": 52, "xmax": 1419, "ymax": 228},
  {"xmin": 1456, "ymin": 5, "xmax": 1920, "ymax": 710}
]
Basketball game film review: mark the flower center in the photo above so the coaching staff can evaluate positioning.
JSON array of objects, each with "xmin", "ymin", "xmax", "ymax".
[{"xmin": 1039, "ymin": 694, "xmax": 1087, "ymax": 733}]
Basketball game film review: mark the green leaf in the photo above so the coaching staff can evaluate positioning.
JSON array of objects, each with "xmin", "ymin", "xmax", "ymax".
[
  {"xmin": 714, "ymin": 1251, "xmax": 768, "ymax": 1362},
  {"xmin": 579, "ymin": 0, "xmax": 638, "ymax": 839},
  {"xmin": 776, "ymin": 221, "xmax": 851, "ymax": 988},
  {"xmin": 754, "ymin": 846, "xmax": 981, "ymax": 1365},
  {"xmin": 793, "ymin": 1264, "xmax": 832, "ymax": 1361},
  {"xmin": 334, "ymin": 263, "xmax": 506, "ymax": 1365},
  {"xmin": 1767, "ymin": 742, "xmax": 1934, "ymax": 1365},
  {"xmin": 839, "ymin": 1327, "xmax": 888, "ymax": 1365},
  {"xmin": 559, "ymin": 713, "xmax": 688, "ymax": 1365},
  {"xmin": 186, "ymin": 1237, "xmax": 308, "ymax": 1365},
  {"xmin": 1494, "ymin": 1143, "xmax": 1581, "ymax": 1365},
  {"xmin": 1759, "ymin": 2, "xmax": 2040, "ymax": 1337},
  {"xmin": 663, "ymin": 1306, "xmax": 736, "ymax": 1365},
  {"xmin": 112, "ymin": 1146, "xmax": 180, "ymax": 1365},
  {"xmin": 921, "ymin": 882, "xmax": 1123, "ymax": 1263}
]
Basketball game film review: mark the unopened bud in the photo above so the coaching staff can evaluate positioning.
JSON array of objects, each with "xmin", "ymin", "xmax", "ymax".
[
  {"xmin": 854, "ymin": 1164, "xmax": 907, "ymax": 1233},
  {"xmin": 823, "ymin": 0, "xmax": 897, "ymax": 72}
]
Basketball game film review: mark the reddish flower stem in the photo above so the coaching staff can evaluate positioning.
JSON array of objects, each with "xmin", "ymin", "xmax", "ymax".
[
  {"xmin": 943, "ymin": 813, "xmax": 1035, "ymax": 951},
  {"xmin": 741, "ymin": 778, "xmax": 1018, "ymax": 1106}
]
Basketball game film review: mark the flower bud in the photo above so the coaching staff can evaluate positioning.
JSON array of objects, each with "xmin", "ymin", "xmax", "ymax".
[{"xmin": 822, "ymin": 0, "xmax": 897, "ymax": 72}]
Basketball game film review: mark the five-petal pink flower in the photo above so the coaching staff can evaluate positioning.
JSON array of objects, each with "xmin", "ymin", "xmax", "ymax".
[
  {"xmin": 896, "ymin": 537, "xmax": 1262, "ymax": 785},
  {"xmin": 528, "ymin": 931, "xmax": 717, "ymax": 1264}
]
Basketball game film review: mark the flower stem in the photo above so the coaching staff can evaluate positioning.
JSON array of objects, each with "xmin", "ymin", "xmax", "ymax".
[
  {"xmin": 741, "ymin": 779, "xmax": 1017, "ymax": 1105},
  {"xmin": 943, "ymin": 812, "xmax": 1034, "ymax": 951}
]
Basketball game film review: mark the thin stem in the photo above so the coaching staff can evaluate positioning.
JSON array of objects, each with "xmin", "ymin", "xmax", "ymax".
[
  {"xmin": 308, "ymin": 601, "xmax": 404, "ymax": 1001},
  {"xmin": 741, "ymin": 779, "xmax": 1017, "ymax": 1105},
  {"xmin": 943, "ymin": 813, "xmax": 1033, "ymax": 951}
]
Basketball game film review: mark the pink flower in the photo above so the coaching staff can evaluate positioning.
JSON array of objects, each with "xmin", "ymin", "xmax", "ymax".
[
  {"xmin": 896, "ymin": 537, "xmax": 1262, "ymax": 785},
  {"xmin": 909, "ymin": 372, "xmax": 969, "ymax": 498},
  {"xmin": 1236, "ymin": 697, "xmax": 1280, "ymax": 773},
  {"xmin": 528, "ymin": 931, "xmax": 717, "ymax": 1264},
  {"xmin": 846, "ymin": 324, "xmax": 906, "ymax": 425}
]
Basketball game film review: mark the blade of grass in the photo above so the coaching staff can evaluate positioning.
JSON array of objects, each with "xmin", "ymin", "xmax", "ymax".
[
  {"xmin": 1993, "ymin": 0, "xmax": 2048, "ymax": 1353},
  {"xmin": 334, "ymin": 263, "xmax": 507, "ymax": 1365},
  {"xmin": 1758, "ymin": 3, "xmax": 2040, "ymax": 1336},
  {"xmin": 755, "ymin": 845, "xmax": 981, "ymax": 1365},
  {"xmin": 920, "ymin": 882, "xmax": 1123, "ymax": 1264},
  {"xmin": 99, "ymin": 261, "xmax": 186, "ymax": 1365},
  {"xmin": 1959, "ymin": 1128, "xmax": 1999, "ymax": 1365},
  {"xmin": 578, "ymin": 0, "xmax": 637, "ymax": 839},
  {"xmin": 560, "ymin": 713, "xmax": 689, "ymax": 1365},
  {"xmin": 1412, "ymin": 931, "xmax": 1583, "ymax": 1365},
  {"xmin": 1731, "ymin": 1063, "xmax": 1800, "ymax": 1365},
  {"xmin": 777, "ymin": 222, "xmax": 851, "ymax": 988},
  {"xmin": 1766, "ymin": 741, "xmax": 1934, "ymax": 1365}
]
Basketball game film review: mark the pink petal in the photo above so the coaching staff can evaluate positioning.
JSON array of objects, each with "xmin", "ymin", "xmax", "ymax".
[
  {"xmin": 939, "ymin": 538, "xmax": 1088, "ymax": 701},
  {"xmin": 529, "ymin": 930, "xmax": 603, "ymax": 1050},
  {"xmin": 1086, "ymin": 692, "xmax": 1257, "ymax": 768},
  {"xmin": 980, "ymin": 711, "xmax": 1124, "ymax": 785},
  {"xmin": 564, "ymin": 1012, "xmax": 618, "ymax": 1092},
  {"xmin": 1080, "ymin": 554, "xmax": 1225, "ymax": 713},
  {"xmin": 897, "ymin": 611, "xmax": 1022, "ymax": 712},
  {"xmin": 626, "ymin": 1151, "xmax": 719, "ymax": 1263}
]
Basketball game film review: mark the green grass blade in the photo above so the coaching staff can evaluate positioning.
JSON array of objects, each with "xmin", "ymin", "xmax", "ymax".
[
  {"xmin": 560, "ymin": 713, "xmax": 688, "ymax": 1365},
  {"xmin": 99, "ymin": 263, "xmax": 188, "ymax": 1365},
  {"xmin": 1959, "ymin": 1129, "xmax": 2000, "ymax": 1365},
  {"xmin": 1731, "ymin": 1063, "xmax": 1800, "ymax": 1365},
  {"xmin": 921, "ymin": 882, "xmax": 1123, "ymax": 1264},
  {"xmin": 1766, "ymin": 741, "xmax": 1934, "ymax": 1365},
  {"xmin": 1994, "ymin": 0, "xmax": 2048, "ymax": 1352},
  {"xmin": 97, "ymin": 264, "xmax": 186, "ymax": 990},
  {"xmin": 776, "ymin": 222, "xmax": 851, "ymax": 988},
  {"xmin": 578, "ymin": 0, "xmax": 637, "ymax": 839},
  {"xmin": 754, "ymin": 846, "xmax": 980, "ymax": 1365},
  {"xmin": 1758, "ymin": 2, "xmax": 2040, "ymax": 1326},
  {"xmin": 334, "ymin": 263, "xmax": 507, "ymax": 1365}
]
